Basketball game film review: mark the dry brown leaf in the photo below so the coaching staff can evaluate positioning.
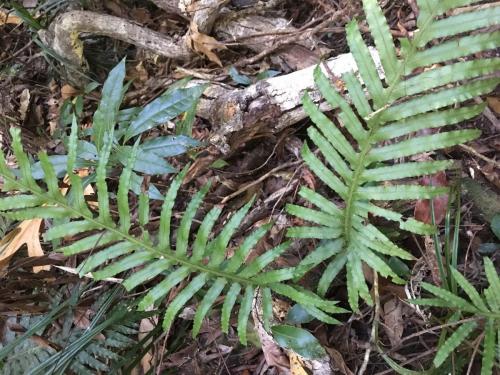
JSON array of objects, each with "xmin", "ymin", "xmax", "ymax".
[
  {"xmin": 424, "ymin": 235, "xmax": 442, "ymax": 285},
  {"xmin": 486, "ymin": 96, "xmax": 500, "ymax": 114},
  {"xmin": 414, "ymin": 171, "xmax": 448, "ymax": 225},
  {"xmin": 74, "ymin": 308, "xmax": 92, "ymax": 330},
  {"xmin": 382, "ymin": 298, "xmax": 404, "ymax": 347},
  {"xmin": 258, "ymin": 325, "xmax": 290, "ymax": 373},
  {"xmin": 187, "ymin": 22, "xmax": 226, "ymax": 67},
  {"xmin": 0, "ymin": 169, "xmax": 96, "ymax": 274},
  {"xmin": 131, "ymin": 61, "xmax": 149, "ymax": 83},
  {"xmin": 326, "ymin": 347, "xmax": 354, "ymax": 375},
  {"xmin": 19, "ymin": 89, "xmax": 31, "ymax": 121},
  {"xmin": 61, "ymin": 84, "xmax": 79, "ymax": 100},
  {"xmin": 130, "ymin": 7, "xmax": 151, "ymax": 24},
  {"xmin": 252, "ymin": 290, "xmax": 289, "ymax": 373},
  {"xmin": 290, "ymin": 352, "xmax": 308, "ymax": 375},
  {"xmin": 30, "ymin": 335, "xmax": 55, "ymax": 349},
  {"xmin": 137, "ymin": 310, "xmax": 157, "ymax": 374},
  {"xmin": 0, "ymin": 219, "xmax": 49, "ymax": 273},
  {"xmin": 0, "ymin": 9, "xmax": 22, "ymax": 25},
  {"xmin": 272, "ymin": 297, "xmax": 291, "ymax": 321}
]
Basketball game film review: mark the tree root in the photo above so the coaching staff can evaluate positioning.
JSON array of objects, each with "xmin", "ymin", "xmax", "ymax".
[
  {"xmin": 40, "ymin": 1, "xmax": 324, "ymax": 70},
  {"xmin": 38, "ymin": 10, "xmax": 193, "ymax": 67}
]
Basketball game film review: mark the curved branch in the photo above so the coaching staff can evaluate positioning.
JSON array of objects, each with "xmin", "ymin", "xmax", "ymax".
[
  {"xmin": 40, "ymin": 10, "xmax": 193, "ymax": 66},
  {"xmin": 189, "ymin": 0, "xmax": 230, "ymax": 34}
]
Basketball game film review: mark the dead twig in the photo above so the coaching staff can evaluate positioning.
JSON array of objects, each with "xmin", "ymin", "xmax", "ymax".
[
  {"xmin": 459, "ymin": 144, "xmax": 500, "ymax": 168},
  {"xmin": 220, "ymin": 160, "xmax": 302, "ymax": 204}
]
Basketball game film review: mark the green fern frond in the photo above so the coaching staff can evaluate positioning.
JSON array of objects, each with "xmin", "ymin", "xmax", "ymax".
[
  {"xmin": 409, "ymin": 258, "xmax": 500, "ymax": 374},
  {"xmin": 0, "ymin": 127, "xmax": 344, "ymax": 345},
  {"xmin": 287, "ymin": 0, "xmax": 500, "ymax": 309}
]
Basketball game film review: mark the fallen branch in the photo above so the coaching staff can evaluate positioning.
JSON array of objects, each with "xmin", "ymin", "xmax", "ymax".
[{"xmin": 196, "ymin": 47, "xmax": 382, "ymax": 153}]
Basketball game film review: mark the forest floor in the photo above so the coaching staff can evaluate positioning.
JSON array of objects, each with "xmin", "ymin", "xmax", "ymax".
[{"xmin": 0, "ymin": 0, "xmax": 499, "ymax": 374}]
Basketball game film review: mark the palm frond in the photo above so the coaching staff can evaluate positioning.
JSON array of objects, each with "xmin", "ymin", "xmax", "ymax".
[{"xmin": 0, "ymin": 288, "xmax": 140, "ymax": 375}]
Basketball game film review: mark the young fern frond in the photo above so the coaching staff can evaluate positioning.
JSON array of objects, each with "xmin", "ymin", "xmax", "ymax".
[
  {"xmin": 287, "ymin": 0, "xmax": 500, "ymax": 310},
  {"xmin": 410, "ymin": 258, "xmax": 500, "ymax": 374},
  {"xmin": 0, "ymin": 127, "xmax": 345, "ymax": 345}
]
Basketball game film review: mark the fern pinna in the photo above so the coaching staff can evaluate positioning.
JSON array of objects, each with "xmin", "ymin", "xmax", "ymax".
[
  {"xmin": 287, "ymin": 0, "xmax": 500, "ymax": 310},
  {"xmin": 0, "ymin": 126, "xmax": 345, "ymax": 345}
]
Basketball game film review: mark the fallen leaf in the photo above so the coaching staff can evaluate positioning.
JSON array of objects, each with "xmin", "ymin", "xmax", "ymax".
[
  {"xmin": 382, "ymin": 298, "xmax": 404, "ymax": 347},
  {"xmin": 424, "ymin": 235, "xmax": 442, "ymax": 285},
  {"xmin": 187, "ymin": 22, "xmax": 226, "ymax": 66},
  {"xmin": 325, "ymin": 347, "xmax": 354, "ymax": 375},
  {"xmin": 0, "ymin": 169, "xmax": 95, "ymax": 274},
  {"xmin": 252, "ymin": 289, "xmax": 290, "ymax": 373},
  {"xmin": 61, "ymin": 84, "xmax": 79, "ymax": 100},
  {"xmin": 104, "ymin": 0, "xmax": 128, "ymax": 17},
  {"xmin": 137, "ymin": 310, "xmax": 157, "ymax": 374},
  {"xmin": 74, "ymin": 308, "xmax": 92, "ymax": 329},
  {"xmin": 290, "ymin": 352, "xmax": 308, "ymax": 375},
  {"xmin": 30, "ymin": 335, "xmax": 55, "ymax": 349},
  {"xmin": 0, "ymin": 9, "xmax": 22, "ymax": 25},
  {"xmin": 133, "ymin": 61, "xmax": 149, "ymax": 83},
  {"xmin": 486, "ymin": 96, "xmax": 500, "ymax": 114},
  {"xmin": 0, "ymin": 219, "xmax": 49, "ymax": 273},
  {"xmin": 130, "ymin": 7, "xmax": 151, "ymax": 24},
  {"xmin": 414, "ymin": 171, "xmax": 448, "ymax": 225}
]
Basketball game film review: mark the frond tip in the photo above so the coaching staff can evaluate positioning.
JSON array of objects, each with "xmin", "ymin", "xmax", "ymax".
[{"xmin": 288, "ymin": 0, "xmax": 500, "ymax": 310}]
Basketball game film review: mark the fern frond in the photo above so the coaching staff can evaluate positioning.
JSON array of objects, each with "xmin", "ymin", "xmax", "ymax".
[
  {"xmin": 287, "ymin": 0, "xmax": 500, "ymax": 308},
  {"xmin": 0, "ymin": 127, "xmax": 343, "ymax": 345},
  {"xmin": 433, "ymin": 321, "xmax": 477, "ymax": 367},
  {"xmin": 409, "ymin": 258, "xmax": 500, "ymax": 374}
]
